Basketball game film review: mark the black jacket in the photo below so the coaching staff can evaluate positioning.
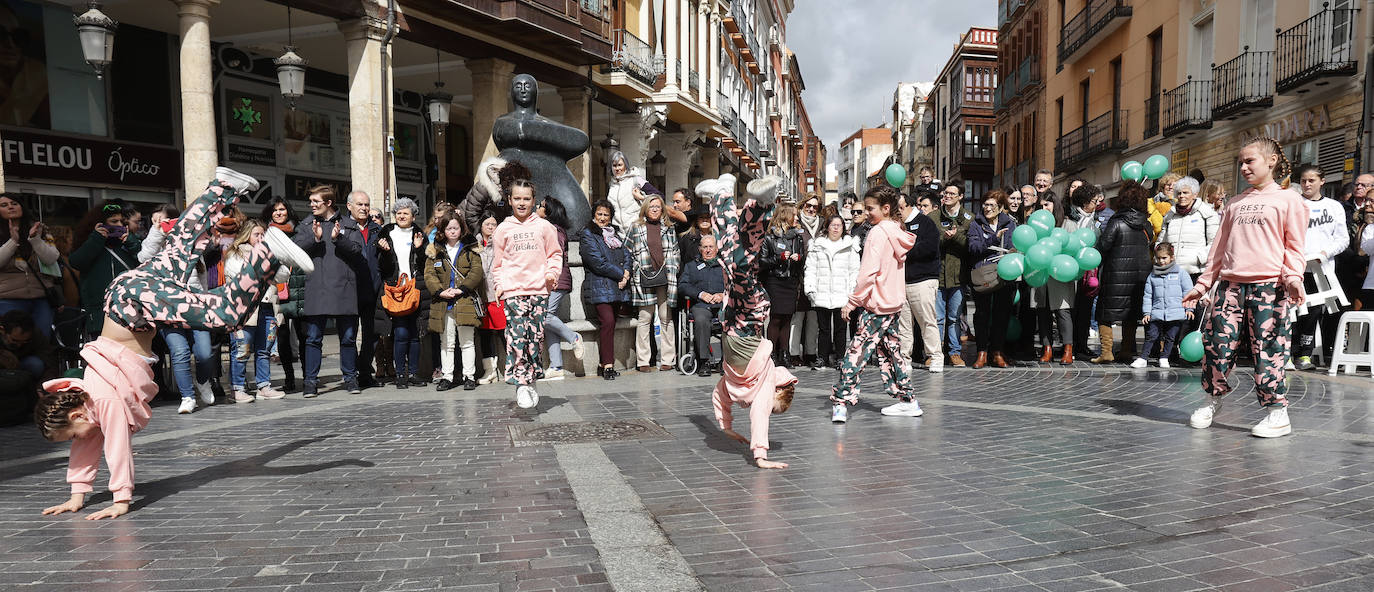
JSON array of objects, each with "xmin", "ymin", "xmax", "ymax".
[
  {"xmin": 678, "ymin": 256, "xmax": 726, "ymax": 306},
  {"xmin": 759, "ymin": 229, "xmax": 805, "ymax": 280},
  {"xmin": 902, "ymin": 211, "xmax": 940, "ymax": 283},
  {"xmin": 1096, "ymin": 208, "xmax": 1154, "ymax": 324}
]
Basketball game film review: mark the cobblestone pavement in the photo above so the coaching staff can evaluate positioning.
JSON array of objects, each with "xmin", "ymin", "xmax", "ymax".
[{"xmin": 2, "ymin": 359, "xmax": 1372, "ymax": 591}]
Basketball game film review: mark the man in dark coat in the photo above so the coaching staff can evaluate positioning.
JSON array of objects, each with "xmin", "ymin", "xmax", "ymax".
[
  {"xmin": 293, "ymin": 185, "xmax": 366, "ymax": 397},
  {"xmin": 347, "ymin": 190, "xmax": 382, "ymax": 388},
  {"xmin": 678, "ymin": 234, "xmax": 726, "ymax": 376}
]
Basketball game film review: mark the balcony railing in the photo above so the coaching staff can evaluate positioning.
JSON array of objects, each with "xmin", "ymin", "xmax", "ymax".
[
  {"xmin": 1277, "ymin": 4, "xmax": 1359, "ymax": 94},
  {"xmin": 998, "ymin": 0, "xmax": 1026, "ymax": 30},
  {"xmin": 1016, "ymin": 54, "xmax": 1041, "ymax": 94},
  {"xmin": 1162, "ymin": 77, "xmax": 1211, "ymax": 137},
  {"xmin": 1212, "ymin": 48, "xmax": 1274, "ymax": 119},
  {"xmin": 609, "ymin": 29, "xmax": 663, "ymax": 86},
  {"xmin": 953, "ymin": 136, "xmax": 995, "ymax": 168},
  {"xmin": 720, "ymin": 105, "xmax": 737, "ymax": 130},
  {"xmin": 1143, "ymin": 94, "xmax": 1160, "ymax": 139},
  {"xmin": 579, "ymin": 0, "xmax": 603, "ymax": 16},
  {"xmin": 1054, "ymin": 110, "xmax": 1127, "ymax": 170},
  {"xmin": 688, "ymin": 69, "xmax": 700, "ymax": 94},
  {"xmin": 1058, "ymin": 0, "xmax": 1132, "ymax": 66}
]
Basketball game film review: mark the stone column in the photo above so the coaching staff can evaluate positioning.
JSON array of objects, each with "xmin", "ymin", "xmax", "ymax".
[
  {"xmin": 340, "ymin": 17, "xmax": 394, "ymax": 213},
  {"xmin": 662, "ymin": 0, "xmax": 678, "ymax": 91},
  {"xmin": 701, "ymin": 145, "xmax": 720, "ymax": 180},
  {"xmin": 708, "ymin": 9, "xmax": 720, "ymax": 111},
  {"xmin": 663, "ymin": 128, "xmax": 705, "ymax": 193},
  {"xmin": 698, "ymin": 3, "xmax": 709, "ymax": 105},
  {"xmin": 614, "ymin": 104, "xmax": 667, "ymax": 173},
  {"xmin": 176, "ymin": 0, "xmax": 219, "ymax": 203},
  {"xmin": 558, "ymin": 86, "xmax": 594, "ymax": 200},
  {"xmin": 468, "ymin": 58, "xmax": 516, "ymax": 174}
]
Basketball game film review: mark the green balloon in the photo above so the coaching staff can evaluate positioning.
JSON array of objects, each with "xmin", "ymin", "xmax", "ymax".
[
  {"xmin": 1012, "ymin": 289, "xmax": 1021, "ymax": 306},
  {"xmin": 1012, "ymin": 225, "xmax": 1039, "ymax": 252},
  {"xmin": 1024, "ymin": 267, "xmax": 1050, "ymax": 287},
  {"xmin": 1040, "ymin": 237, "xmax": 1064, "ymax": 255},
  {"xmin": 997, "ymin": 253, "xmax": 1026, "ymax": 281},
  {"xmin": 1027, "ymin": 210, "xmax": 1056, "ymax": 238},
  {"xmin": 1007, "ymin": 316, "xmax": 1022, "ymax": 341},
  {"xmin": 1075, "ymin": 246, "xmax": 1102, "ymax": 270},
  {"xmin": 1026, "ymin": 242, "xmax": 1055, "ymax": 270},
  {"xmin": 1121, "ymin": 160, "xmax": 1144, "ymax": 182},
  {"xmin": 1073, "ymin": 227, "xmax": 1097, "ymax": 248},
  {"xmin": 1050, "ymin": 254, "xmax": 1080, "ymax": 282},
  {"xmin": 884, "ymin": 163, "xmax": 907, "ymax": 188},
  {"xmin": 1049, "ymin": 227, "xmax": 1069, "ymax": 244},
  {"xmin": 1063, "ymin": 233, "xmax": 1087, "ymax": 254},
  {"xmin": 1143, "ymin": 154, "xmax": 1171, "ymax": 180},
  {"xmin": 1179, "ymin": 331, "xmax": 1205, "ymax": 362}
]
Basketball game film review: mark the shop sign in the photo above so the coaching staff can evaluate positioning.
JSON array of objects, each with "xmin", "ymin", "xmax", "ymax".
[
  {"xmin": 1, "ymin": 128, "xmax": 181, "ymax": 189},
  {"xmin": 227, "ymin": 143, "xmax": 277, "ymax": 167},
  {"xmin": 286, "ymin": 174, "xmax": 351, "ymax": 200},
  {"xmin": 1170, "ymin": 149, "xmax": 1189, "ymax": 176},
  {"xmin": 1238, "ymin": 105, "xmax": 1332, "ymax": 146}
]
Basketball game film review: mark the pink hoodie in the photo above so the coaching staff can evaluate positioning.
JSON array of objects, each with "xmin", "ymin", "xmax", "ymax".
[
  {"xmin": 848, "ymin": 219, "xmax": 916, "ymax": 314},
  {"xmin": 490, "ymin": 215, "xmax": 563, "ymax": 298},
  {"xmin": 1196, "ymin": 181, "xmax": 1308, "ymax": 291},
  {"xmin": 713, "ymin": 339, "xmax": 798, "ymax": 460},
  {"xmin": 42, "ymin": 337, "xmax": 159, "ymax": 501}
]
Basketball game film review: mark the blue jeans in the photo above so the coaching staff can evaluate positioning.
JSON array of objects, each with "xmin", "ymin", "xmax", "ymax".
[
  {"xmin": 230, "ymin": 303, "xmax": 275, "ymax": 390},
  {"xmin": 391, "ymin": 313, "xmax": 420, "ymax": 376},
  {"xmin": 0, "ymin": 298, "xmax": 54, "ymax": 339},
  {"xmin": 303, "ymin": 315, "xmax": 358, "ymax": 386},
  {"xmin": 544, "ymin": 290, "xmax": 579, "ymax": 368},
  {"xmin": 935, "ymin": 286, "xmax": 965, "ymax": 356},
  {"xmin": 161, "ymin": 327, "xmax": 213, "ymax": 399}
]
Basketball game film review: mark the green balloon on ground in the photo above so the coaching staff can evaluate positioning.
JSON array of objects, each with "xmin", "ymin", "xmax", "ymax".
[
  {"xmin": 1143, "ymin": 154, "xmax": 1171, "ymax": 180},
  {"xmin": 1073, "ymin": 227, "xmax": 1097, "ymax": 248},
  {"xmin": 1075, "ymin": 246, "xmax": 1102, "ymax": 270},
  {"xmin": 1179, "ymin": 331, "xmax": 1205, "ymax": 362},
  {"xmin": 1012, "ymin": 225, "xmax": 1039, "ymax": 252},
  {"xmin": 1026, "ymin": 242, "xmax": 1055, "ymax": 270},
  {"xmin": 1121, "ymin": 160, "xmax": 1143, "ymax": 182},
  {"xmin": 1007, "ymin": 316, "xmax": 1022, "ymax": 341},
  {"xmin": 1024, "ymin": 267, "xmax": 1050, "ymax": 287},
  {"xmin": 1050, "ymin": 254, "xmax": 1080, "ymax": 282},
  {"xmin": 998, "ymin": 253, "xmax": 1026, "ymax": 281},
  {"xmin": 1027, "ymin": 210, "xmax": 1056, "ymax": 237},
  {"xmin": 885, "ymin": 163, "xmax": 906, "ymax": 188}
]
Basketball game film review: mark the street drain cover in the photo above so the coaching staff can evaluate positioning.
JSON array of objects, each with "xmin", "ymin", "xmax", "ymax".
[{"xmin": 509, "ymin": 419, "xmax": 672, "ymax": 446}]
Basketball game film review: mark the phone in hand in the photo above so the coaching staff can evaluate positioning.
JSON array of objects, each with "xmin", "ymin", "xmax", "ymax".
[{"xmin": 100, "ymin": 224, "xmax": 128, "ymax": 239}]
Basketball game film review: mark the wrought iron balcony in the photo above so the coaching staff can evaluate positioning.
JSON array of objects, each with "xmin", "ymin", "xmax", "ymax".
[
  {"xmin": 998, "ymin": 0, "xmax": 1026, "ymax": 30},
  {"xmin": 952, "ymin": 136, "xmax": 994, "ymax": 171},
  {"xmin": 1212, "ymin": 48, "xmax": 1273, "ymax": 119},
  {"xmin": 1277, "ymin": 4, "xmax": 1358, "ymax": 94},
  {"xmin": 688, "ymin": 69, "xmax": 700, "ymax": 94},
  {"xmin": 608, "ymin": 29, "xmax": 663, "ymax": 86},
  {"xmin": 1054, "ymin": 110, "xmax": 1127, "ymax": 171},
  {"xmin": 1162, "ymin": 77, "xmax": 1211, "ymax": 137},
  {"xmin": 1143, "ymin": 94, "xmax": 1160, "ymax": 139},
  {"xmin": 1016, "ymin": 55, "xmax": 1041, "ymax": 94},
  {"xmin": 1058, "ymin": 0, "xmax": 1132, "ymax": 66}
]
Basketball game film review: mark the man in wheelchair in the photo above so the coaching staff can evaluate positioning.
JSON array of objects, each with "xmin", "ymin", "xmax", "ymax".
[{"xmin": 679, "ymin": 234, "xmax": 725, "ymax": 376}]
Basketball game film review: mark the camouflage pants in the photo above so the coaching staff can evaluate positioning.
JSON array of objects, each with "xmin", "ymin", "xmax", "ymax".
[
  {"xmin": 707, "ymin": 183, "xmax": 772, "ymax": 339},
  {"xmin": 831, "ymin": 309, "xmax": 912, "ymax": 404},
  {"xmin": 1202, "ymin": 281, "xmax": 1291, "ymax": 407},
  {"xmin": 504, "ymin": 294, "xmax": 548, "ymax": 387}
]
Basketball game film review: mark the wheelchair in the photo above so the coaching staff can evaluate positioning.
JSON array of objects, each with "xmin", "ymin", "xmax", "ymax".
[{"xmin": 676, "ymin": 298, "xmax": 724, "ymax": 375}]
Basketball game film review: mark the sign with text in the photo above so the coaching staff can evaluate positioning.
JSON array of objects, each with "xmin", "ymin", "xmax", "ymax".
[
  {"xmin": 285, "ymin": 174, "xmax": 352, "ymax": 201},
  {"xmin": 1238, "ymin": 105, "xmax": 1332, "ymax": 146},
  {"xmin": 1, "ymin": 128, "xmax": 181, "ymax": 189},
  {"xmin": 227, "ymin": 142, "xmax": 277, "ymax": 167}
]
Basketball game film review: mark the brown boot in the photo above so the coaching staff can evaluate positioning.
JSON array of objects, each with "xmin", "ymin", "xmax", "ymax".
[
  {"xmin": 991, "ymin": 351, "xmax": 1009, "ymax": 368},
  {"xmin": 1091, "ymin": 326, "xmax": 1115, "ymax": 364},
  {"xmin": 1060, "ymin": 344, "xmax": 1075, "ymax": 365},
  {"xmin": 949, "ymin": 354, "xmax": 966, "ymax": 367},
  {"xmin": 1039, "ymin": 345, "xmax": 1053, "ymax": 363},
  {"xmin": 972, "ymin": 352, "xmax": 988, "ymax": 369}
]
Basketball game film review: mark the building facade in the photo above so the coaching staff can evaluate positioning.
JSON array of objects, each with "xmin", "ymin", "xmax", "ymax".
[
  {"xmin": 993, "ymin": 0, "xmax": 1047, "ymax": 190},
  {"xmin": 836, "ymin": 127, "xmax": 892, "ymax": 197},
  {"xmin": 891, "ymin": 81, "xmax": 934, "ymax": 192},
  {"xmin": 926, "ymin": 27, "xmax": 998, "ymax": 200}
]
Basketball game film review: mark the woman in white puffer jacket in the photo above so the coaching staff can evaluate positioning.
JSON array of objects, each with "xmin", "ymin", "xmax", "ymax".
[
  {"xmin": 1158, "ymin": 176, "xmax": 1220, "ymax": 279},
  {"xmin": 803, "ymin": 215, "xmax": 861, "ymax": 368},
  {"xmin": 605, "ymin": 150, "xmax": 660, "ymax": 231}
]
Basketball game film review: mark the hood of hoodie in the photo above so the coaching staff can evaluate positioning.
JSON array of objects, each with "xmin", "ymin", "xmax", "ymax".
[
  {"xmin": 721, "ymin": 338, "xmax": 798, "ymax": 403},
  {"xmin": 1114, "ymin": 208, "xmax": 1151, "ymax": 230},
  {"xmin": 870, "ymin": 219, "xmax": 916, "ymax": 260}
]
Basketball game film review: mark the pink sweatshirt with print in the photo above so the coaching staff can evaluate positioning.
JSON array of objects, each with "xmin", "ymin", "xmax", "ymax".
[
  {"xmin": 712, "ymin": 339, "xmax": 798, "ymax": 460},
  {"xmin": 43, "ymin": 337, "xmax": 159, "ymax": 501},
  {"xmin": 848, "ymin": 219, "xmax": 916, "ymax": 314},
  {"xmin": 1196, "ymin": 182, "xmax": 1308, "ymax": 291},
  {"xmin": 490, "ymin": 215, "xmax": 563, "ymax": 298}
]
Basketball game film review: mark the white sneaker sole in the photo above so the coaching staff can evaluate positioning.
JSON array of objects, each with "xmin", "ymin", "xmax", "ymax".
[
  {"xmin": 881, "ymin": 406, "xmax": 925, "ymax": 417},
  {"xmin": 1251, "ymin": 424, "xmax": 1292, "ymax": 438},
  {"xmin": 215, "ymin": 166, "xmax": 260, "ymax": 194},
  {"xmin": 928, "ymin": 366, "xmax": 944, "ymax": 374},
  {"xmin": 264, "ymin": 227, "xmax": 315, "ymax": 275}
]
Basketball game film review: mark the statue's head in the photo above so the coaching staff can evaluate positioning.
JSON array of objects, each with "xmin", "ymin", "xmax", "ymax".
[{"xmin": 510, "ymin": 74, "xmax": 538, "ymax": 109}]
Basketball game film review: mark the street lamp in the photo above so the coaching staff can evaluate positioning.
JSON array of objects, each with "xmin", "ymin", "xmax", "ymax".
[
  {"xmin": 424, "ymin": 48, "xmax": 452, "ymax": 127},
  {"xmin": 274, "ymin": 2, "xmax": 307, "ymax": 109},
  {"xmin": 649, "ymin": 150, "xmax": 667, "ymax": 179},
  {"xmin": 72, "ymin": 2, "xmax": 117, "ymax": 79}
]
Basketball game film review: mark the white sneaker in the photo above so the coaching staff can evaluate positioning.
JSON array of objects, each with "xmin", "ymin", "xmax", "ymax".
[
  {"xmin": 831, "ymin": 403, "xmax": 848, "ymax": 423},
  {"xmin": 1158, "ymin": 359, "xmax": 1170, "ymax": 369},
  {"xmin": 880, "ymin": 400, "xmax": 925, "ymax": 417},
  {"xmin": 543, "ymin": 368, "xmax": 565, "ymax": 381},
  {"xmin": 256, "ymin": 386, "xmax": 285, "ymax": 400},
  {"xmin": 232, "ymin": 389, "xmax": 254, "ymax": 403},
  {"xmin": 177, "ymin": 398, "xmax": 196, "ymax": 414},
  {"xmin": 571, "ymin": 336, "xmax": 585, "ymax": 363},
  {"xmin": 264, "ymin": 226, "xmax": 315, "ymax": 275},
  {"xmin": 516, "ymin": 386, "xmax": 536, "ymax": 409},
  {"xmin": 1129, "ymin": 358, "xmax": 1148, "ymax": 369},
  {"xmin": 214, "ymin": 166, "xmax": 260, "ymax": 195},
  {"xmin": 530, "ymin": 388, "xmax": 540, "ymax": 408},
  {"xmin": 196, "ymin": 379, "xmax": 215, "ymax": 406},
  {"xmin": 1284, "ymin": 359, "xmax": 1296, "ymax": 370},
  {"xmin": 1189, "ymin": 397, "xmax": 1223, "ymax": 429},
  {"xmin": 928, "ymin": 359, "xmax": 944, "ymax": 374},
  {"xmin": 1251, "ymin": 407, "xmax": 1292, "ymax": 438}
]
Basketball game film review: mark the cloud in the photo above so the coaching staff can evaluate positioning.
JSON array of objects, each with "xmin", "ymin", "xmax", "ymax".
[{"xmin": 787, "ymin": 1, "xmax": 997, "ymax": 159}]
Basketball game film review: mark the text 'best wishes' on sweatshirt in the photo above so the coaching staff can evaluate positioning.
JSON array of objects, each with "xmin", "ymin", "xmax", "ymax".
[
  {"xmin": 1195, "ymin": 181, "xmax": 1308, "ymax": 292},
  {"xmin": 490, "ymin": 214, "xmax": 563, "ymax": 299},
  {"xmin": 848, "ymin": 218, "xmax": 917, "ymax": 315}
]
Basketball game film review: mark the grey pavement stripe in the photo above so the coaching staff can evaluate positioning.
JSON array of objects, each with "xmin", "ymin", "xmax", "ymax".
[
  {"xmin": 541, "ymin": 398, "xmax": 705, "ymax": 592},
  {"xmin": 796, "ymin": 386, "xmax": 1374, "ymax": 443}
]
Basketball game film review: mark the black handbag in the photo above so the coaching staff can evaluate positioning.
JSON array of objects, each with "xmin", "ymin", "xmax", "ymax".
[{"xmin": 26, "ymin": 264, "xmax": 63, "ymax": 309}]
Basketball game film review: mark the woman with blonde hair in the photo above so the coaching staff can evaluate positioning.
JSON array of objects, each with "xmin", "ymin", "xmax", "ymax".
[
  {"xmin": 1200, "ymin": 179, "xmax": 1228, "ymax": 215},
  {"xmin": 224, "ymin": 219, "xmax": 291, "ymax": 402},
  {"xmin": 760, "ymin": 203, "xmax": 806, "ymax": 367},
  {"xmin": 625, "ymin": 194, "xmax": 680, "ymax": 371}
]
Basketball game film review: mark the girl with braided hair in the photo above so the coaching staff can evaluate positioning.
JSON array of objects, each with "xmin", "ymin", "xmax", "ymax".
[
  {"xmin": 33, "ymin": 167, "xmax": 316, "ymax": 520},
  {"xmin": 1183, "ymin": 137, "xmax": 1307, "ymax": 438}
]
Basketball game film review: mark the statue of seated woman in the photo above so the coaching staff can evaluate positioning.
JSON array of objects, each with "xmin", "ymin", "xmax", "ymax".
[{"xmin": 492, "ymin": 74, "xmax": 591, "ymax": 233}]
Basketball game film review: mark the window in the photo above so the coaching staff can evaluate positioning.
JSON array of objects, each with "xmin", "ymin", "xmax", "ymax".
[
  {"xmin": 1191, "ymin": 14, "xmax": 1214, "ymax": 80},
  {"xmin": 1242, "ymin": 0, "xmax": 1276, "ymax": 52}
]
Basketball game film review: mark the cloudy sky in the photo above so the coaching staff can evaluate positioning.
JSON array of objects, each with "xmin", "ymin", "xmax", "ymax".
[{"xmin": 787, "ymin": 1, "xmax": 998, "ymax": 159}]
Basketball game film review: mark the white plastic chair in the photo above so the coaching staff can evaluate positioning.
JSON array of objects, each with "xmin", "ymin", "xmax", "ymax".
[{"xmin": 1327, "ymin": 311, "xmax": 1374, "ymax": 378}]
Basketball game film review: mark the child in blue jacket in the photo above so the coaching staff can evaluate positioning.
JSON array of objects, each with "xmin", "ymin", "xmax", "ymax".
[{"xmin": 1132, "ymin": 242, "xmax": 1194, "ymax": 369}]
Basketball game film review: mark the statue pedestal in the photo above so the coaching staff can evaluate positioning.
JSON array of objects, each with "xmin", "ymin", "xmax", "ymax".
[{"xmin": 547, "ymin": 241, "xmax": 640, "ymax": 375}]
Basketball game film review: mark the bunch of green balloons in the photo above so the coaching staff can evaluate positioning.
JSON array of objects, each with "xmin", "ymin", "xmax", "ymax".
[
  {"xmin": 1120, "ymin": 154, "xmax": 1171, "ymax": 183},
  {"xmin": 997, "ymin": 209, "xmax": 1102, "ymax": 284}
]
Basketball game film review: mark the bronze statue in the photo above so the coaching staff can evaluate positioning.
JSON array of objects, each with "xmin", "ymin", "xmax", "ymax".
[{"xmin": 492, "ymin": 74, "xmax": 591, "ymax": 233}]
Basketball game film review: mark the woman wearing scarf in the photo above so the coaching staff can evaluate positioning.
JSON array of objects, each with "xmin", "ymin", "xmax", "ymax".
[
  {"xmin": 580, "ymin": 200, "xmax": 632, "ymax": 380},
  {"xmin": 605, "ymin": 150, "xmax": 660, "ymax": 232},
  {"xmin": 790, "ymin": 194, "xmax": 821, "ymax": 368}
]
